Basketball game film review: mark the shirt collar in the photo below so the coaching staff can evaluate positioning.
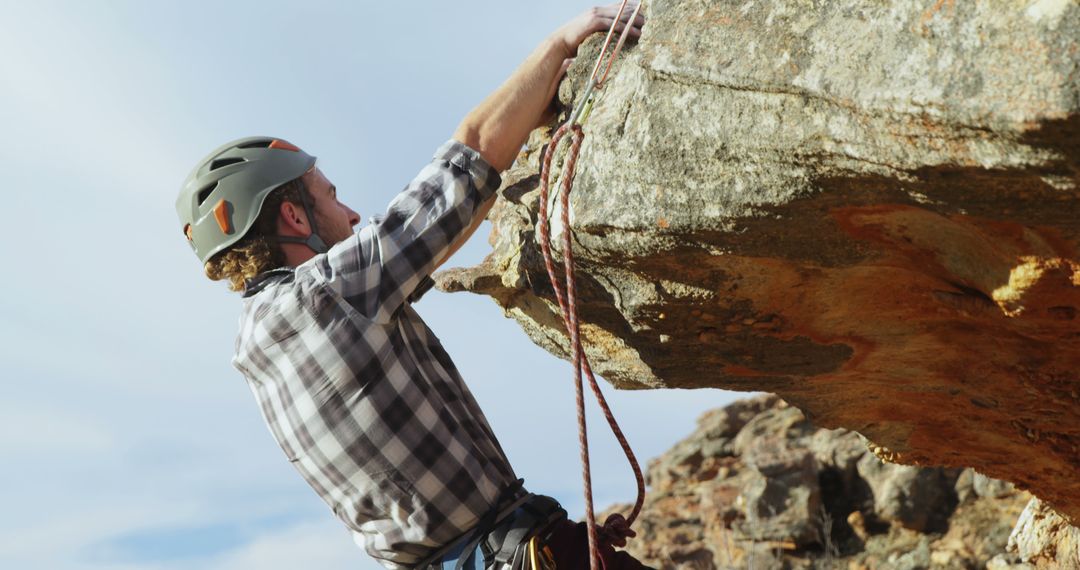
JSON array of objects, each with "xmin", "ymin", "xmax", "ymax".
[{"xmin": 242, "ymin": 267, "xmax": 295, "ymax": 298}]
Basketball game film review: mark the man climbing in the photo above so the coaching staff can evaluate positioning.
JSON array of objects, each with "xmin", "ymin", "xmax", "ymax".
[{"xmin": 175, "ymin": 4, "xmax": 651, "ymax": 569}]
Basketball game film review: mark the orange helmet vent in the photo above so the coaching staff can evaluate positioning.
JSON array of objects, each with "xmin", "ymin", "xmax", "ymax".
[
  {"xmin": 184, "ymin": 224, "xmax": 194, "ymax": 241},
  {"xmin": 269, "ymin": 139, "xmax": 301, "ymax": 152},
  {"xmin": 214, "ymin": 200, "xmax": 234, "ymax": 234}
]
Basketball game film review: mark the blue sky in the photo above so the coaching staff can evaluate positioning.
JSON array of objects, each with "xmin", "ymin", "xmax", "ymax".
[{"xmin": 0, "ymin": 2, "xmax": 744, "ymax": 568}]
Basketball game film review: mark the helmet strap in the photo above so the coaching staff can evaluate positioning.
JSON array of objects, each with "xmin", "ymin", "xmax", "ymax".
[{"xmin": 274, "ymin": 233, "xmax": 328, "ymax": 254}]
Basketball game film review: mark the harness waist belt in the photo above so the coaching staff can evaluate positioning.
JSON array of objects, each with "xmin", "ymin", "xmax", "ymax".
[{"xmin": 416, "ymin": 492, "xmax": 565, "ymax": 570}]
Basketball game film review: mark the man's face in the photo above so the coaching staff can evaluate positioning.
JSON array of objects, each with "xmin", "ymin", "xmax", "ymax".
[{"xmin": 301, "ymin": 167, "xmax": 360, "ymax": 247}]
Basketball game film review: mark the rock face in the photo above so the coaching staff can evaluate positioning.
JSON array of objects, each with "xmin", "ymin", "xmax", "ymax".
[
  {"xmin": 436, "ymin": 1, "xmax": 1080, "ymax": 520},
  {"xmin": 601, "ymin": 395, "xmax": 1031, "ymax": 569}
]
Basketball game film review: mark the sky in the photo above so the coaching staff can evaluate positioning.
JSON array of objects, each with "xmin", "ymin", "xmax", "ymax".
[{"xmin": 0, "ymin": 2, "xmax": 746, "ymax": 568}]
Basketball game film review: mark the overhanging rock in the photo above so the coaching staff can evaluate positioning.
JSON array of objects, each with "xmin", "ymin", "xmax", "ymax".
[{"xmin": 436, "ymin": 1, "xmax": 1080, "ymax": 521}]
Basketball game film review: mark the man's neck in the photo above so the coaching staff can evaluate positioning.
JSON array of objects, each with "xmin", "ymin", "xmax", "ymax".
[{"xmin": 282, "ymin": 244, "xmax": 315, "ymax": 268}]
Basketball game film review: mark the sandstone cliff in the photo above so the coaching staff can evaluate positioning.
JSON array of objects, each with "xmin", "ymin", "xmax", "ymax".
[{"xmin": 436, "ymin": 0, "xmax": 1080, "ymax": 527}]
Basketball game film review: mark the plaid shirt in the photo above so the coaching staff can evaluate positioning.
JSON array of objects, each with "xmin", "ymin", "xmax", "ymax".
[{"xmin": 232, "ymin": 141, "xmax": 521, "ymax": 568}]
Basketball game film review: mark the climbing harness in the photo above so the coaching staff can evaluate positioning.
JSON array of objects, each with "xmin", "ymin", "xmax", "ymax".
[
  {"xmin": 537, "ymin": 2, "xmax": 647, "ymax": 570},
  {"xmin": 416, "ymin": 480, "xmax": 565, "ymax": 570}
]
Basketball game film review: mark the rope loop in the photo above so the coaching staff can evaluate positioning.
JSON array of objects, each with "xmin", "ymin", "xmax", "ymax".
[{"xmin": 535, "ymin": 5, "xmax": 648, "ymax": 569}]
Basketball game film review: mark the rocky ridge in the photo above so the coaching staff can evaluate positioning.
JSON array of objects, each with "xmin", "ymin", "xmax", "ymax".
[{"xmin": 602, "ymin": 395, "xmax": 1060, "ymax": 569}]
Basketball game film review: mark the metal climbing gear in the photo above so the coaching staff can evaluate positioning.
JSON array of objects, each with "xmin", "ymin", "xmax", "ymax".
[{"xmin": 416, "ymin": 480, "xmax": 566, "ymax": 570}]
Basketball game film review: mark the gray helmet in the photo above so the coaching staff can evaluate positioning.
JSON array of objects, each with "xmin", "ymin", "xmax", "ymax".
[{"xmin": 176, "ymin": 136, "xmax": 328, "ymax": 264}]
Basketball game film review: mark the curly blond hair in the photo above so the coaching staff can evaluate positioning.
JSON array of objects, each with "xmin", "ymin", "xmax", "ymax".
[{"xmin": 204, "ymin": 178, "xmax": 310, "ymax": 291}]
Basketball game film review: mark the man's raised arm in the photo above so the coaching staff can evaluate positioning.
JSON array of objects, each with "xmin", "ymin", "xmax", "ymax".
[
  {"xmin": 453, "ymin": 2, "xmax": 644, "ymax": 172},
  {"xmin": 437, "ymin": 2, "xmax": 646, "ymax": 268}
]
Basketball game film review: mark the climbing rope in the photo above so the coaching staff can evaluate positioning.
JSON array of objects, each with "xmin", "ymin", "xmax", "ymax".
[{"xmin": 537, "ymin": 3, "xmax": 646, "ymax": 570}]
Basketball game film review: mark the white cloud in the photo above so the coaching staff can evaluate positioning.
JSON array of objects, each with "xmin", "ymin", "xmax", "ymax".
[
  {"xmin": 0, "ymin": 405, "xmax": 115, "ymax": 454},
  {"xmin": 0, "ymin": 503, "xmax": 197, "ymax": 568}
]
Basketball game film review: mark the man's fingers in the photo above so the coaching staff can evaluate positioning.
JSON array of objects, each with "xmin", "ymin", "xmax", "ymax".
[
  {"xmin": 616, "ymin": 4, "xmax": 645, "ymax": 25},
  {"xmin": 597, "ymin": 11, "xmax": 646, "ymax": 27},
  {"xmin": 594, "ymin": 2, "xmax": 646, "ymax": 33},
  {"xmin": 599, "ymin": 1, "xmax": 644, "ymax": 21},
  {"xmin": 561, "ymin": 2, "xmax": 645, "ymax": 57},
  {"xmin": 595, "ymin": 16, "xmax": 645, "ymax": 36}
]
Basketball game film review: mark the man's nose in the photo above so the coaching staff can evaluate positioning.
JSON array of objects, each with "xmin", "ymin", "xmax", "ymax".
[{"xmin": 347, "ymin": 206, "xmax": 361, "ymax": 227}]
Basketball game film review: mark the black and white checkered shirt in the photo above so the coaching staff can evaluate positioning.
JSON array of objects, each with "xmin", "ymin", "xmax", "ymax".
[{"xmin": 232, "ymin": 140, "xmax": 520, "ymax": 568}]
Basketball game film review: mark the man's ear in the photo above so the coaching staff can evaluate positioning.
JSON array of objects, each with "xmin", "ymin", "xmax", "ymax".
[{"xmin": 278, "ymin": 201, "xmax": 309, "ymax": 235}]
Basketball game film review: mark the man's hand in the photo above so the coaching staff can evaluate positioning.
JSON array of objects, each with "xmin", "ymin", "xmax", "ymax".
[
  {"xmin": 536, "ymin": 2, "xmax": 647, "ymax": 127},
  {"xmin": 553, "ymin": 2, "xmax": 647, "ymax": 60}
]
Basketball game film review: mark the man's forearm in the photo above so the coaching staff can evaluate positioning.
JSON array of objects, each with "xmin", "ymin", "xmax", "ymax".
[
  {"xmin": 453, "ymin": 37, "xmax": 568, "ymax": 172},
  {"xmin": 438, "ymin": 36, "xmax": 568, "ymax": 265}
]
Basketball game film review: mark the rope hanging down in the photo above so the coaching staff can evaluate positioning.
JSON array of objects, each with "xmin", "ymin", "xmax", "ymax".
[{"xmin": 537, "ymin": 2, "xmax": 646, "ymax": 570}]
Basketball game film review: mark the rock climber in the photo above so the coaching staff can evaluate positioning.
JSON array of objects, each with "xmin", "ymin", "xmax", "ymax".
[{"xmin": 175, "ymin": 3, "xmax": 652, "ymax": 569}]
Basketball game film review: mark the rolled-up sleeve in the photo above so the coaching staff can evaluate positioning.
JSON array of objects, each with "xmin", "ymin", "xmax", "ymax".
[{"xmin": 309, "ymin": 140, "xmax": 502, "ymax": 323}]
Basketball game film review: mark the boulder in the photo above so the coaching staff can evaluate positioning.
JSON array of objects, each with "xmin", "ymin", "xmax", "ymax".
[
  {"xmin": 1007, "ymin": 498, "xmax": 1080, "ymax": 569},
  {"xmin": 855, "ymin": 453, "xmax": 959, "ymax": 532}
]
